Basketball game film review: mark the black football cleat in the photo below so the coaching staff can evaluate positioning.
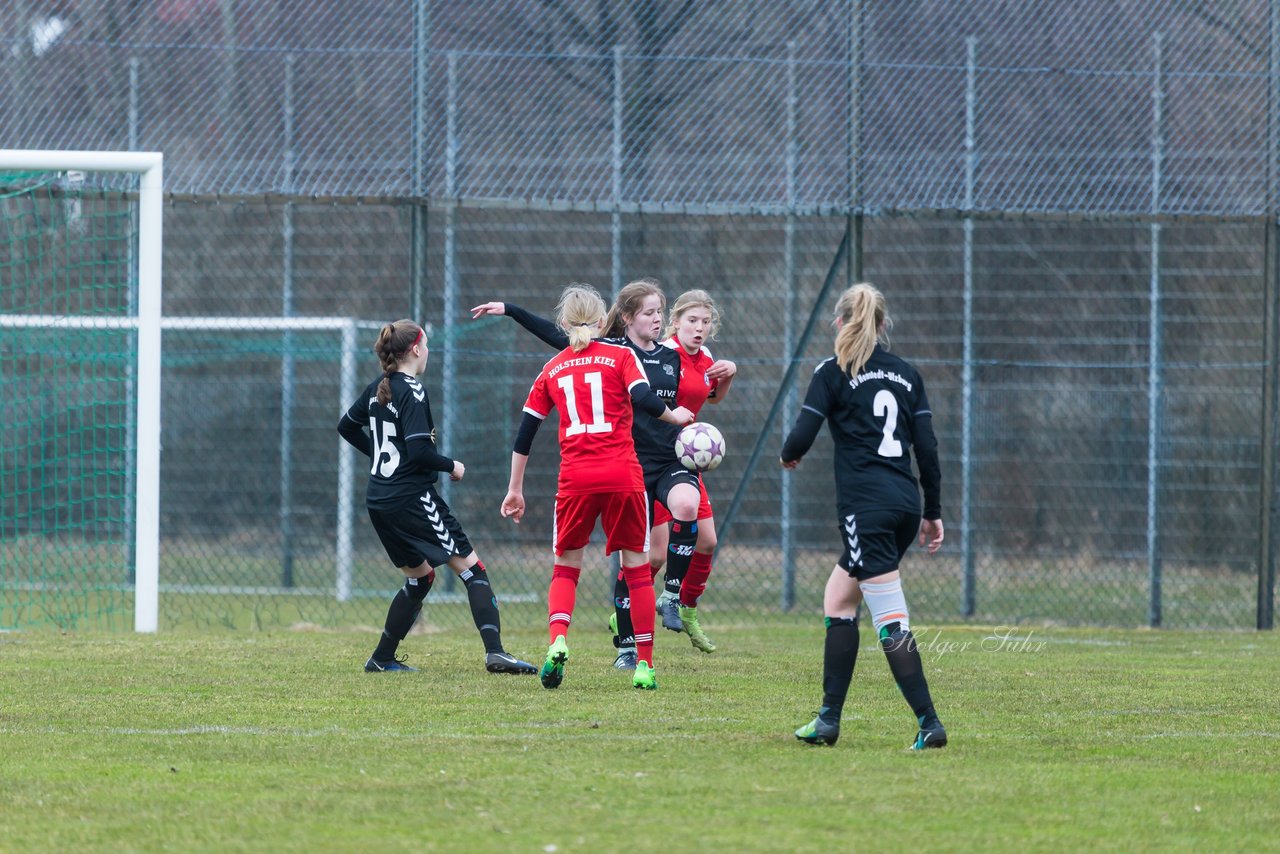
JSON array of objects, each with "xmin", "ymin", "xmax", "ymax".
[{"xmin": 485, "ymin": 651, "xmax": 537, "ymax": 675}]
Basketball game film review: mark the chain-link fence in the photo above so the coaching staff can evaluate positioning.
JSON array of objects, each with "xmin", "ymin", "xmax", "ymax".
[{"xmin": 2, "ymin": 0, "xmax": 1277, "ymax": 631}]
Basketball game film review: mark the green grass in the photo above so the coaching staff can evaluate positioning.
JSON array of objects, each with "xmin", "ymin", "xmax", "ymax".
[{"xmin": 2, "ymin": 621, "xmax": 1277, "ymax": 852}]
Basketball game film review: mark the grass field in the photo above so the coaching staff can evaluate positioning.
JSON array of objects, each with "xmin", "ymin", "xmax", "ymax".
[{"xmin": 2, "ymin": 619, "xmax": 1278, "ymax": 852}]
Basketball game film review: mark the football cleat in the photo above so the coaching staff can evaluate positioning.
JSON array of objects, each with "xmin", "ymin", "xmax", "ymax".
[
  {"xmin": 678, "ymin": 604, "xmax": 716, "ymax": 653},
  {"xmin": 911, "ymin": 716, "xmax": 948, "ymax": 750},
  {"xmin": 657, "ymin": 591, "xmax": 683, "ymax": 632},
  {"xmin": 485, "ymin": 651, "xmax": 537, "ymax": 675},
  {"xmin": 632, "ymin": 660, "xmax": 657, "ymax": 690},
  {"xmin": 364, "ymin": 654, "xmax": 418, "ymax": 673},
  {"xmin": 613, "ymin": 648, "xmax": 638, "ymax": 670},
  {"xmin": 540, "ymin": 636, "xmax": 569, "ymax": 689},
  {"xmin": 794, "ymin": 714, "xmax": 840, "ymax": 746}
]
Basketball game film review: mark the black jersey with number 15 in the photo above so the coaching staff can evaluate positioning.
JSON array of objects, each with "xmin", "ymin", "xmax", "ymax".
[
  {"xmin": 801, "ymin": 346, "xmax": 933, "ymax": 513},
  {"xmin": 343, "ymin": 372, "xmax": 453, "ymax": 508}
]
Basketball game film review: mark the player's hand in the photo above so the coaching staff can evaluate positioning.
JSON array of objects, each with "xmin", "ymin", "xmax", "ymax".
[
  {"xmin": 780, "ymin": 456, "xmax": 801, "ymax": 470},
  {"xmin": 707, "ymin": 359, "xmax": 737, "ymax": 380},
  {"xmin": 501, "ymin": 491, "xmax": 525, "ymax": 523},
  {"xmin": 671, "ymin": 406, "xmax": 695, "ymax": 426},
  {"xmin": 469, "ymin": 301, "xmax": 505, "ymax": 319},
  {"xmin": 919, "ymin": 518, "xmax": 944, "ymax": 554},
  {"xmin": 450, "ymin": 460, "xmax": 465, "ymax": 481}
]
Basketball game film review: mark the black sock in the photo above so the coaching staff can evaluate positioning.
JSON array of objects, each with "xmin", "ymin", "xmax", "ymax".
[
  {"xmin": 613, "ymin": 571, "xmax": 636, "ymax": 648},
  {"xmin": 663, "ymin": 519, "xmax": 698, "ymax": 597},
  {"xmin": 460, "ymin": 563, "xmax": 503, "ymax": 654},
  {"xmin": 821, "ymin": 617, "xmax": 859, "ymax": 721},
  {"xmin": 879, "ymin": 624, "xmax": 937, "ymax": 724},
  {"xmin": 373, "ymin": 573, "xmax": 433, "ymax": 661}
]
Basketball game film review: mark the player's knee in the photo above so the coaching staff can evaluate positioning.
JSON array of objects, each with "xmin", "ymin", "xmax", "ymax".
[
  {"xmin": 552, "ymin": 565, "xmax": 581, "ymax": 584},
  {"xmin": 621, "ymin": 564, "xmax": 651, "ymax": 588},
  {"xmin": 670, "ymin": 499, "xmax": 699, "ymax": 520},
  {"xmin": 404, "ymin": 569, "xmax": 434, "ymax": 602},
  {"xmin": 696, "ymin": 526, "xmax": 717, "ymax": 552},
  {"xmin": 858, "ymin": 576, "xmax": 910, "ymax": 639}
]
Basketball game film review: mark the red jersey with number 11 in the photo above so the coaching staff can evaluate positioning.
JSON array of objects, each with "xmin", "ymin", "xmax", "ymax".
[{"xmin": 523, "ymin": 340, "xmax": 649, "ymax": 495}]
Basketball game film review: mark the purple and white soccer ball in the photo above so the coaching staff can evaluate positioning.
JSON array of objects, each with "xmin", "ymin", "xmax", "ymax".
[{"xmin": 675, "ymin": 422, "xmax": 726, "ymax": 472}]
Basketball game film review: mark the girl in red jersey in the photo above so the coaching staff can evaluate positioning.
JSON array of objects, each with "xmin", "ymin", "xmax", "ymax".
[
  {"xmin": 651, "ymin": 289, "xmax": 737, "ymax": 650},
  {"xmin": 501, "ymin": 284, "xmax": 693, "ymax": 691}
]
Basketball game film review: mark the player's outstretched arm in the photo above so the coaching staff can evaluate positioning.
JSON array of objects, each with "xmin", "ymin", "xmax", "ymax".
[
  {"xmin": 469, "ymin": 301, "xmax": 506, "ymax": 318},
  {"xmin": 470, "ymin": 300, "xmax": 569, "ymax": 350}
]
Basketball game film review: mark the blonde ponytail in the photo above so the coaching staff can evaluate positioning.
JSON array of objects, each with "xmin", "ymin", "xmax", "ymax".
[
  {"xmin": 556, "ymin": 283, "xmax": 607, "ymax": 352},
  {"xmin": 833, "ymin": 283, "xmax": 889, "ymax": 375}
]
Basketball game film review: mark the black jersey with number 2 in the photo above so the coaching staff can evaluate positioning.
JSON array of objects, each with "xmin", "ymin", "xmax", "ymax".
[
  {"xmin": 341, "ymin": 372, "xmax": 454, "ymax": 509},
  {"xmin": 792, "ymin": 346, "xmax": 940, "ymax": 516}
]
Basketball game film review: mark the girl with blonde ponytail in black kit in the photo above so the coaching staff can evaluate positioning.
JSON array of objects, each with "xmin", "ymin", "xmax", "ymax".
[
  {"xmin": 781, "ymin": 284, "xmax": 948, "ymax": 750},
  {"xmin": 338, "ymin": 319, "xmax": 537, "ymax": 675}
]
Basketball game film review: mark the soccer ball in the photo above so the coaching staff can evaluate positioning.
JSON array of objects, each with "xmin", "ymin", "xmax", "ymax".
[{"xmin": 675, "ymin": 422, "xmax": 725, "ymax": 472}]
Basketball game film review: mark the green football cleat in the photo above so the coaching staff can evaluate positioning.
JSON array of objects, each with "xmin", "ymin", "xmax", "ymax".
[
  {"xmin": 540, "ymin": 635, "xmax": 569, "ymax": 689},
  {"xmin": 678, "ymin": 604, "xmax": 716, "ymax": 653},
  {"xmin": 632, "ymin": 660, "xmax": 657, "ymax": 690},
  {"xmin": 794, "ymin": 715, "xmax": 840, "ymax": 746}
]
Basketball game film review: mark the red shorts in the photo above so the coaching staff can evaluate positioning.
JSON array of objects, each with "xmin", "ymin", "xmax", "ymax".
[
  {"xmin": 553, "ymin": 490, "xmax": 651, "ymax": 556},
  {"xmin": 652, "ymin": 476, "xmax": 714, "ymax": 526}
]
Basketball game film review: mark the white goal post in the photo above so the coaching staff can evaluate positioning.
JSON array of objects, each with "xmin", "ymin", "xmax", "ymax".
[{"xmin": 0, "ymin": 149, "xmax": 164, "ymax": 632}]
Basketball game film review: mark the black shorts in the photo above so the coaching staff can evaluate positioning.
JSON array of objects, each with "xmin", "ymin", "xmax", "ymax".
[
  {"xmin": 644, "ymin": 461, "xmax": 701, "ymax": 521},
  {"xmin": 367, "ymin": 486, "xmax": 474, "ymax": 570},
  {"xmin": 836, "ymin": 506, "xmax": 920, "ymax": 581}
]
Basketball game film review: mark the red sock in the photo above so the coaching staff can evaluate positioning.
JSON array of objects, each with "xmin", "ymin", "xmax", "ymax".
[
  {"xmin": 623, "ymin": 563, "xmax": 656, "ymax": 666},
  {"xmin": 548, "ymin": 564, "xmax": 580, "ymax": 641},
  {"xmin": 649, "ymin": 561, "xmax": 662, "ymax": 582},
  {"xmin": 680, "ymin": 551, "xmax": 713, "ymax": 607}
]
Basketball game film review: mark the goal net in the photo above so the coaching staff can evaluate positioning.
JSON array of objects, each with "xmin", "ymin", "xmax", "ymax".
[{"xmin": 0, "ymin": 150, "xmax": 162, "ymax": 632}]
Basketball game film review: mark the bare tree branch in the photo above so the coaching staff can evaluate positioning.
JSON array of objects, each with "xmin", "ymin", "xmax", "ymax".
[
  {"xmin": 536, "ymin": 28, "xmax": 607, "ymax": 99},
  {"xmin": 535, "ymin": 0, "xmax": 595, "ymax": 47},
  {"xmin": 653, "ymin": 0, "xmax": 699, "ymax": 53},
  {"xmin": 1184, "ymin": 0, "xmax": 1264, "ymax": 61}
]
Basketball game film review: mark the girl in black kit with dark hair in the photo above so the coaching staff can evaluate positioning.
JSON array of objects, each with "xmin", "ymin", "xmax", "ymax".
[
  {"xmin": 338, "ymin": 319, "xmax": 536, "ymax": 675},
  {"xmin": 780, "ymin": 284, "xmax": 947, "ymax": 750}
]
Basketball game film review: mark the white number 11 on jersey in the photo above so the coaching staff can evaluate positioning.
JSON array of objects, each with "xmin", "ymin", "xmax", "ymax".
[{"xmin": 558, "ymin": 371, "xmax": 613, "ymax": 436}]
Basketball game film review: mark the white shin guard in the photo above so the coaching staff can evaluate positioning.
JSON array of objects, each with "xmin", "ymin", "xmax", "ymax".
[{"xmin": 858, "ymin": 577, "xmax": 909, "ymax": 636}]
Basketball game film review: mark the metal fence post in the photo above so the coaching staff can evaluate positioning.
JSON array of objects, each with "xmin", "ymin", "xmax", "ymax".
[
  {"xmin": 612, "ymin": 44, "xmax": 624, "ymax": 298},
  {"xmin": 961, "ymin": 36, "xmax": 977, "ymax": 617},
  {"xmin": 1147, "ymin": 33, "xmax": 1164, "ymax": 627},
  {"xmin": 410, "ymin": 0, "xmax": 431, "ymax": 321},
  {"xmin": 1261, "ymin": 0, "xmax": 1280, "ymax": 630},
  {"xmin": 336, "ymin": 321, "xmax": 356, "ymax": 602},
  {"xmin": 781, "ymin": 41, "xmax": 798, "ymax": 611},
  {"xmin": 441, "ymin": 50, "xmax": 459, "ymax": 593},
  {"xmin": 280, "ymin": 52, "xmax": 296, "ymax": 589},
  {"xmin": 847, "ymin": 0, "xmax": 862, "ymax": 285}
]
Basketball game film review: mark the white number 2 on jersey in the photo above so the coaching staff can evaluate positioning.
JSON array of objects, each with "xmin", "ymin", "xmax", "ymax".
[
  {"xmin": 873, "ymin": 389, "xmax": 904, "ymax": 457},
  {"xmin": 558, "ymin": 371, "xmax": 613, "ymax": 436},
  {"xmin": 369, "ymin": 418, "xmax": 400, "ymax": 477}
]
